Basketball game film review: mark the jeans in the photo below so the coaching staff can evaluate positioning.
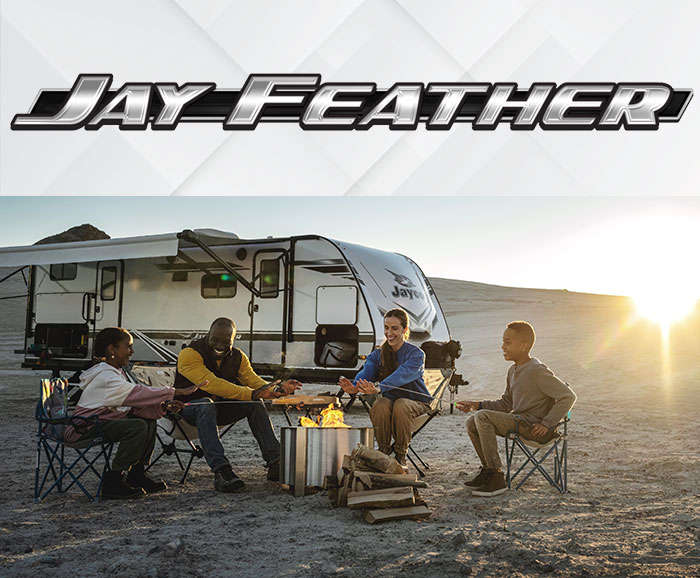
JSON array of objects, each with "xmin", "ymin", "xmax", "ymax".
[{"xmin": 181, "ymin": 398, "xmax": 280, "ymax": 472}]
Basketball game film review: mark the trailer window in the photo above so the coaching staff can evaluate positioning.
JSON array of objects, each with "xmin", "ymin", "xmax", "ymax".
[
  {"xmin": 259, "ymin": 259, "xmax": 280, "ymax": 298},
  {"xmin": 49, "ymin": 263, "xmax": 77, "ymax": 281},
  {"xmin": 100, "ymin": 267, "xmax": 117, "ymax": 301},
  {"xmin": 201, "ymin": 274, "xmax": 237, "ymax": 299}
]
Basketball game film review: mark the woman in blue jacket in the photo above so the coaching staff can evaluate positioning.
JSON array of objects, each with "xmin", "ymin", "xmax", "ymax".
[{"xmin": 339, "ymin": 308, "xmax": 430, "ymax": 466}]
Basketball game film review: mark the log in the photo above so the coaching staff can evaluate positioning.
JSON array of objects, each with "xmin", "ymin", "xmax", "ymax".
[
  {"xmin": 323, "ymin": 475, "xmax": 339, "ymax": 490},
  {"xmin": 355, "ymin": 472, "xmax": 427, "ymax": 489},
  {"xmin": 412, "ymin": 488, "xmax": 427, "ymax": 507},
  {"xmin": 342, "ymin": 455, "xmax": 356, "ymax": 472},
  {"xmin": 351, "ymin": 445, "xmax": 404, "ymax": 474},
  {"xmin": 337, "ymin": 470, "xmax": 352, "ymax": 507},
  {"xmin": 347, "ymin": 487, "xmax": 415, "ymax": 510},
  {"xmin": 364, "ymin": 505, "xmax": 432, "ymax": 524},
  {"xmin": 328, "ymin": 487, "xmax": 338, "ymax": 506}
]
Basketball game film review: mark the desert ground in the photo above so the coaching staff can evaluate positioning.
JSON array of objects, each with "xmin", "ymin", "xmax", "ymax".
[{"xmin": 0, "ymin": 271, "xmax": 699, "ymax": 577}]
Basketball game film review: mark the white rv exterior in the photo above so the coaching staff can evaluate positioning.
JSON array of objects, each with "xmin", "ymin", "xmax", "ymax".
[{"xmin": 0, "ymin": 229, "xmax": 450, "ymax": 380}]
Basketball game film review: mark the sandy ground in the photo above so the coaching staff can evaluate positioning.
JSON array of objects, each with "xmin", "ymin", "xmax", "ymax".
[{"xmin": 1, "ymin": 272, "xmax": 699, "ymax": 577}]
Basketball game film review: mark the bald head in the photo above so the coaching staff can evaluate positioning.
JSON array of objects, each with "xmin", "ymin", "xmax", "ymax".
[{"xmin": 210, "ymin": 317, "xmax": 236, "ymax": 332}]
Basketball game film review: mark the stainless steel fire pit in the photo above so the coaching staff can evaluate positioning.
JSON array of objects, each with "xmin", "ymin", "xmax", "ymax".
[{"xmin": 280, "ymin": 426, "xmax": 374, "ymax": 496}]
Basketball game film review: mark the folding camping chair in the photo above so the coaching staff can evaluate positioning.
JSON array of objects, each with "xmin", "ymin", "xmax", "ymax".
[
  {"xmin": 148, "ymin": 411, "xmax": 242, "ymax": 484},
  {"xmin": 34, "ymin": 378, "xmax": 114, "ymax": 502},
  {"xmin": 360, "ymin": 368, "xmax": 454, "ymax": 477},
  {"xmin": 504, "ymin": 411, "xmax": 570, "ymax": 493},
  {"xmin": 130, "ymin": 364, "xmax": 245, "ymax": 484}
]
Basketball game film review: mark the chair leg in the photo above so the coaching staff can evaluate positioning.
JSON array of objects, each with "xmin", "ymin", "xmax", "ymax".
[
  {"xmin": 58, "ymin": 444, "xmax": 65, "ymax": 492},
  {"xmin": 505, "ymin": 437, "xmax": 513, "ymax": 489},
  {"xmin": 514, "ymin": 440, "xmax": 563, "ymax": 492},
  {"xmin": 408, "ymin": 444, "xmax": 430, "ymax": 471},
  {"xmin": 505, "ymin": 435, "xmax": 568, "ymax": 493},
  {"xmin": 181, "ymin": 452, "xmax": 198, "ymax": 484},
  {"xmin": 406, "ymin": 452, "xmax": 425, "ymax": 478}
]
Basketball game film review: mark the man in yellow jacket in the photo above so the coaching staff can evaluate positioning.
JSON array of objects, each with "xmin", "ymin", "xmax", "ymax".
[{"xmin": 174, "ymin": 317, "xmax": 301, "ymax": 492}]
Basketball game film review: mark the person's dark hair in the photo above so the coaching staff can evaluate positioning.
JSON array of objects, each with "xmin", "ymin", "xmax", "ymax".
[
  {"xmin": 378, "ymin": 309, "xmax": 410, "ymax": 381},
  {"xmin": 93, "ymin": 327, "xmax": 131, "ymax": 359},
  {"xmin": 507, "ymin": 320, "xmax": 536, "ymax": 349}
]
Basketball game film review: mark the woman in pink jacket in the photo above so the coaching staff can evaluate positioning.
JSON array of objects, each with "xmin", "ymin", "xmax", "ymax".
[{"xmin": 65, "ymin": 327, "xmax": 199, "ymax": 499}]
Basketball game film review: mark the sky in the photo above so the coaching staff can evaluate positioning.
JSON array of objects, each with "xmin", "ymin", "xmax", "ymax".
[{"xmin": 1, "ymin": 196, "xmax": 699, "ymax": 299}]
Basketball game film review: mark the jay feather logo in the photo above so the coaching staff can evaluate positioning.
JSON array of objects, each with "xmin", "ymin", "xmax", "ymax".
[{"xmin": 11, "ymin": 74, "xmax": 692, "ymax": 131}]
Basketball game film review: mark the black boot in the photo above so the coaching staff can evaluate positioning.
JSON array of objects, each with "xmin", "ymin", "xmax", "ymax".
[
  {"xmin": 266, "ymin": 459, "xmax": 280, "ymax": 482},
  {"xmin": 101, "ymin": 470, "xmax": 145, "ymax": 500},
  {"xmin": 126, "ymin": 464, "xmax": 167, "ymax": 494},
  {"xmin": 214, "ymin": 465, "xmax": 245, "ymax": 493}
]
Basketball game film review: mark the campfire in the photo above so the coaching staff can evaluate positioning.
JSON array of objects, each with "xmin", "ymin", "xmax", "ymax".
[{"xmin": 299, "ymin": 403, "xmax": 350, "ymax": 428}]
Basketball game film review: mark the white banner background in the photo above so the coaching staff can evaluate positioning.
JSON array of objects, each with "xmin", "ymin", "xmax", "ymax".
[{"xmin": 1, "ymin": 0, "xmax": 698, "ymax": 196}]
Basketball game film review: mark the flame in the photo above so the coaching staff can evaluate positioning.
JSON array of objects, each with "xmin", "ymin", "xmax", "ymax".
[
  {"xmin": 319, "ymin": 404, "xmax": 351, "ymax": 428},
  {"xmin": 299, "ymin": 404, "xmax": 350, "ymax": 428}
]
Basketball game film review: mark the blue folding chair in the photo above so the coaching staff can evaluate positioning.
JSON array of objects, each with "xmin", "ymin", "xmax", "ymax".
[
  {"xmin": 504, "ymin": 411, "xmax": 570, "ymax": 493},
  {"xmin": 34, "ymin": 378, "xmax": 114, "ymax": 502}
]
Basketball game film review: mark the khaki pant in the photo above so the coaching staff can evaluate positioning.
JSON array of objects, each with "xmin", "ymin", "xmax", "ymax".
[
  {"xmin": 369, "ymin": 397, "xmax": 430, "ymax": 458},
  {"xmin": 466, "ymin": 410, "xmax": 521, "ymax": 471}
]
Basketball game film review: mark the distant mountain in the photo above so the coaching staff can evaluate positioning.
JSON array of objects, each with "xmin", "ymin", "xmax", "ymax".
[
  {"xmin": 35, "ymin": 224, "xmax": 109, "ymax": 245},
  {"xmin": 428, "ymin": 277, "xmax": 628, "ymax": 314}
]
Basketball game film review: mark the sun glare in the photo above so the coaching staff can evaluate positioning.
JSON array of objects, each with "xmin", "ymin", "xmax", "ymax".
[
  {"xmin": 633, "ymin": 291, "xmax": 699, "ymax": 336},
  {"xmin": 567, "ymin": 210, "xmax": 700, "ymax": 339}
]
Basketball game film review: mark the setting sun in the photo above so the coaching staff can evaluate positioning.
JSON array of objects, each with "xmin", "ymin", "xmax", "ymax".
[
  {"xmin": 561, "ymin": 210, "xmax": 700, "ymax": 337},
  {"xmin": 633, "ymin": 291, "xmax": 699, "ymax": 336}
]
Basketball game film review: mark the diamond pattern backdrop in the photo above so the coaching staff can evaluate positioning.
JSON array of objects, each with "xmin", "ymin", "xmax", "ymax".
[{"xmin": 1, "ymin": 0, "xmax": 698, "ymax": 195}]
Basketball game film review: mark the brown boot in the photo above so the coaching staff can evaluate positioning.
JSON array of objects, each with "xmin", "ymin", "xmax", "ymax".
[
  {"xmin": 394, "ymin": 453, "xmax": 410, "ymax": 474},
  {"xmin": 471, "ymin": 469, "xmax": 507, "ymax": 497},
  {"xmin": 463, "ymin": 466, "xmax": 489, "ymax": 489}
]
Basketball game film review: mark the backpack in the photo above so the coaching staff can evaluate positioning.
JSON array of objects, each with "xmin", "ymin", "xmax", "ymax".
[
  {"xmin": 39, "ymin": 379, "xmax": 69, "ymax": 440},
  {"xmin": 420, "ymin": 340, "xmax": 462, "ymax": 369}
]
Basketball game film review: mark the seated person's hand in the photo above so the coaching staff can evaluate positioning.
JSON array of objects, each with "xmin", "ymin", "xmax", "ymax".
[
  {"xmin": 279, "ymin": 379, "xmax": 302, "ymax": 395},
  {"xmin": 163, "ymin": 399, "xmax": 186, "ymax": 412},
  {"xmin": 338, "ymin": 376, "xmax": 360, "ymax": 395},
  {"xmin": 455, "ymin": 400, "xmax": 479, "ymax": 413},
  {"xmin": 174, "ymin": 380, "xmax": 208, "ymax": 397},
  {"xmin": 531, "ymin": 423, "xmax": 549, "ymax": 437},
  {"xmin": 251, "ymin": 382, "xmax": 282, "ymax": 400},
  {"xmin": 356, "ymin": 378, "xmax": 380, "ymax": 395}
]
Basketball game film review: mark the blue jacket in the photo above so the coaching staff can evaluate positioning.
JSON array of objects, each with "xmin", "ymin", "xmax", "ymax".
[{"xmin": 354, "ymin": 342, "xmax": 430, "ymax": 404}]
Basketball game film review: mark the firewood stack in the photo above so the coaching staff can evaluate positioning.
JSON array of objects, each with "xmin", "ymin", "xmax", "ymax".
[{"xmin": 324, "ymin": 444, "xmax": 432, "ymax": 524}]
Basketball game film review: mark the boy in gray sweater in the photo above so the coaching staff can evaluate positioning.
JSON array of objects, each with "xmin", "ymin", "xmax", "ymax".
[{"xmin": 456, "ymin": 321, "xmax": 576, "ymax": 497}]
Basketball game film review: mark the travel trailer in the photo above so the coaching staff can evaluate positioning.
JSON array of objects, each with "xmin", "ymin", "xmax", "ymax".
[{"xmin": 0, "ymin": 229, "xmax": 451, "ymax": 381}]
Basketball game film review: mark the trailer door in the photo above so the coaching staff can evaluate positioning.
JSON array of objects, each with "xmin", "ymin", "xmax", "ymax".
[
  {"xmin": 249, "ymin": 250, "xmax": 287, "ymax": 367},
  {"xmin": 94, "ymin": 261, "xmax": 123, "ymax": 330}
]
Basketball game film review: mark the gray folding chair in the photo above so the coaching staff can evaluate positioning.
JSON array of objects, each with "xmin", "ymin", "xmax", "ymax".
[{"xmin": 504, "ymin": 411, "xmax": 570, "ymax": 493}]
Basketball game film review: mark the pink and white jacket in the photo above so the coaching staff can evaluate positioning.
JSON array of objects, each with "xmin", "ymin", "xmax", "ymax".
[{"xmin": 64, "ymin": 362, "xmax": 174, "ymax": 442}]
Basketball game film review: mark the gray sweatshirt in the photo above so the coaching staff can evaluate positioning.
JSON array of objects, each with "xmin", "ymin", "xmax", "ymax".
[{"xmin": 480, "ymin": 358, "xmax": 576, "ymax": 428}]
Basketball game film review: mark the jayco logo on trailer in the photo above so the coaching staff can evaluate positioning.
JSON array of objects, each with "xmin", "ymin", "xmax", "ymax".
[{"xmin": 386, "ymin": 269, "xmax": 425, "ymax": 300}]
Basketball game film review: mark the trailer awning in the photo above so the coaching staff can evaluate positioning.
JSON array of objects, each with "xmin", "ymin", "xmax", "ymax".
[{"xmin": 0, "ymin": 229, "xmax": 239, "ymax": 267}]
